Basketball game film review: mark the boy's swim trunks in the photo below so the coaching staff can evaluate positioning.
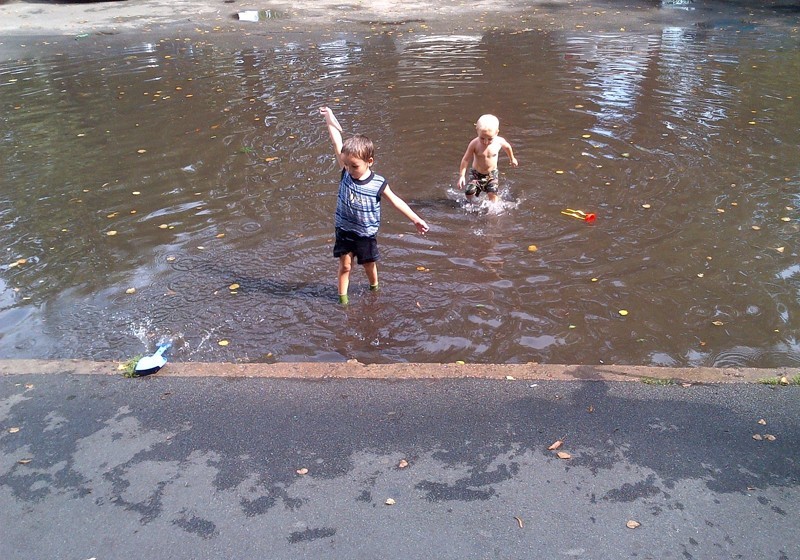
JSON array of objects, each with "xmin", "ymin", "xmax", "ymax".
[{"xmin": 465, "ymin": 168, "xmax": 499, "ymax": 197}]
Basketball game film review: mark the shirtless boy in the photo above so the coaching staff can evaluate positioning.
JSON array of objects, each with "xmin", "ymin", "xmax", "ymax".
[{"xmin": 457, "ymin": 114, "xmax": 518, "ymax": 203}]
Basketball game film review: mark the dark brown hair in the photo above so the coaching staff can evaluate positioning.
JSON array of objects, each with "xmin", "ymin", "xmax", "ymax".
[{"xmin": 341, "ymin": 134, "xmax": 374, "ymax": 162}]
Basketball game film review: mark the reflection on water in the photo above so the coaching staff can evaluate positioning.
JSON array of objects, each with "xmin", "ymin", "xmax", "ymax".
[{"xmin": 1, "ymin": 9, "xmax": 799, "ymax": 367}]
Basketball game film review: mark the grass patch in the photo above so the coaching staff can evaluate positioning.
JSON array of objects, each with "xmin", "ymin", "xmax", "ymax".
[
  {"xmin": 640, "ymin": 376, "xmax": 677, "ymax": 386},
  {"xmin": 120, "ymin": 355, "xmax": 143, "ymax": 378},
  {"xmin": 757, "ymin": 374, "xmax": 800, "ymax": 386}
]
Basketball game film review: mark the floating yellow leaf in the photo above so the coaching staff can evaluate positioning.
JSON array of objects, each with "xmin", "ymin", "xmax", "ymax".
[
  {"xmin": 582, "ymin": 134, "xmax": 591, "ymax": 138},
  {"xmin": 711, "ymin": 320, "xmax": 724, "ymax": 326},
  {"xmin": 764, "ymin": 434, "xmax": 776, "ymax": 441},
  {"xmin": 775, "ymin": 247, "xmax": 785, "ymax": 253},
  {"xmin": 416, "ymin": 266, "xmax": 426, "ymax": 271},
  {"xmin": 641, "ymin": 203, "xmax": 651, "ymax": 209},
  {"xmin": 556, "ymin": 451, "xmax": 571, "ymax": 460},
  {"xmin": 555, "ymin": 170, "xmax": 565, "ymax": 174},
  {"xmin": 751, "ymin": 225, "xmax": 761, "ymax": 230},
  {"xmin": 132, "ymin": 191, "xmax": 141, "ymax": 195},
  {"xmin": 137, "ymin": 149, "xmax": 147, "ymax": 154},
  {"xmin": 216, "ymin": 233, "xmax": 225, "ymax": 238},
  {"xmin": 218, "ymin": 340, "xmax": 229, "ymax": 346},
  {"xmin": 548, "ymin": 440, "xmax": 563, "ymax": 451},
  {"xmin": 697, "ymin": 273, "xmax": 704, "ymax": 278},
  {"xmin": 296, "ymin": 467, "xmax": 308, "ymax": 475},
  {"xmin": 716, "ymin": 208, "xmax": 725, "ymax": 213},
  {"xmin": 781, "ymin": 217, "xmax": 791, "ymax": 222},
  {"xmin": 758, "ymin": 419, "xmax": 767, "ymax": 425},
  {"xmin": 398, "ymin": 459, "xmax": 409, "ymax": 469},
  {"xmin": 8, "ymin": 427, "xmax": 20, "ymax": 433},
  {"xmin": 166, "ymin": 256, "xmax": 176, "ymax": 262},
  {"xmin": 16, "ymin": 258, "xmax": 27, "ymax": 265},
  {"xmin": 626, "ymin": 520, "xmax": 641, "ymax": 529},
  {"xmin": 385, "ymin": 498, "xmax": 396, "ymax": 505},
  {"xmin": 106, "ymin": 230, "xmax": 117, "ymax": 236},
  {"xmin": 752, "ymin": 434, "xmax": 763, "ymax": 440},
  {"xmin": 229, "ymin": 283, "xmax": 240, "ymax": 290},
  {"xmin": 527, "ymin": 245, "xmax": 538, "ymax": 252},
  {"xmin": 264, "ymin": 157, "xmax": 279, "ymax": 162},
  {"xmin": 455, "ymin": 360, "xmax": 465, "ymax": 365},
  {"xmin": 159, "ymin": 224, "xmax": 169, "ymax": 229},
  {"xmin": 125, "ymin": 288, "xmax": 136, "ymax": 295},
  {"xmin": 618, "ymin": 309, "xmax": 629, "ymax": 316},
  {"xmin": 621, "ymin": 152, "xmax": 630, "ymax": 158}
]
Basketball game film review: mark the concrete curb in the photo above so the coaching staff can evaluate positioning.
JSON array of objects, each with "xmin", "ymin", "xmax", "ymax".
[{"xmin": 0, "ymin": 359, "xmax": 794, "ymax": 383}]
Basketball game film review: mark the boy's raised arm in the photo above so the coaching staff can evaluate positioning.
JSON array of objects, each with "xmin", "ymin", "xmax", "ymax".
[{"xmin": 319, "ymin": 106, "xmax": 344, "ymax": 164}]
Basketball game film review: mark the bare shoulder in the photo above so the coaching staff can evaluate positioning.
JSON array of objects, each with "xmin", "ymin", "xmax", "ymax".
[{"xmin": 496, "ymin": 135, "xmax": 512, "ymax": 146}]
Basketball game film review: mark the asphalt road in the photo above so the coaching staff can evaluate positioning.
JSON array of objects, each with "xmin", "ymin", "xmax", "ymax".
[{"xmin": 1, "ymin": 374, "xmax": 798, "ymax": 559}]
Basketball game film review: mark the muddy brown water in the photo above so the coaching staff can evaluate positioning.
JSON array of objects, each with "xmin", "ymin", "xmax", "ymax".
[{"xmin": 1, "ymin": 6, "xmax": 799, "ymax": 366}]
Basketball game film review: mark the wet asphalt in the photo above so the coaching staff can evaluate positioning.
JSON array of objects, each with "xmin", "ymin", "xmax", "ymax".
[{"xmin": 1, "ymin": 373, "xmax": 798, "ymax": 559}]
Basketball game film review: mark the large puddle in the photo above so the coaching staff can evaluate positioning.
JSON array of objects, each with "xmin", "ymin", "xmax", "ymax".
[{"xmin": 1, "ymin": 4, "xmax": 799, "ymax": 366}]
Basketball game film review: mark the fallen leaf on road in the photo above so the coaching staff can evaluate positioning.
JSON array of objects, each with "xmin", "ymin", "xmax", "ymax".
[
  {"xmin": 758, "ymin": 419, "xmax": 767, "ymax": 425},
  {"xmin": 548, "ymin": 440, "xmax": 563, "ymax": 451},
  {"xmin": 125, "ymin": 288, "xmax": 136, "ymax": 294},
  {"xmin": 626, "ymin": 520, "xmax": 641, "ymax": 529},
  {"xmin": 296, "ymin": 468, "xmax": 308, "ymax": 475},
  {"xmin": 764, "ymin": 434, "xmax": 776, "ymax": 441},
  {"xmin": 18, "ymin": 459, "xmax": 32, "ymax": 465},
  {"xmin": 514, "ymin": 516, "xmax": 524, "ymax": 528},
  {"xmin": 398, "ymin": 459, "xmax": 409, "ymax": 469},
  {"xmin": 385, "ymin": 498, "xmax": 396, "ymax": 505},
  {"xmin": 752, "ymin": 434, "xmax": 763, "ymax": 440},
  {"xmin": 556, "ymin": 451, "xmax": 571, "ymax": 460},
  {"xmin": 8, "ymin": 427, "xmax": 20, "ymax": 433},
  {"xmin": 780, "ymin": 376, "xmax": 789, "ymax": 385}
]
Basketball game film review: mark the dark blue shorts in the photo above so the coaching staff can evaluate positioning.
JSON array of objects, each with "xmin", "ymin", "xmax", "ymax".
[{"xmin": 333, "ymin": 228, "xmax": 379, "ymax": 264}]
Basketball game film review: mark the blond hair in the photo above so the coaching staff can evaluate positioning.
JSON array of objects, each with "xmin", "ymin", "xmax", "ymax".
[{"xmin": 476, "ymin": 114, "xmax": 500, "ymax": 133}]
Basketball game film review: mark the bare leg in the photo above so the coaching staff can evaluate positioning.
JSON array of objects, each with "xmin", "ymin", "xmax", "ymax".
[
  {"xmin": 338, "ymin": 253, "xmax": 352, "ymax": 304},
  {"xmin": 487, "ymin": 191, "xmax": 499, "ymax": 203},
  {"xmin": 364, "ymin": 261, "xmax": 379, "ymax": 290}
]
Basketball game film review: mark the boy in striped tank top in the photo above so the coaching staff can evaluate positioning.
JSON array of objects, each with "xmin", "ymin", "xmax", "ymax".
[{"xmin": 320, "ymin": 106, "xmax": 429, "ymax": 305}]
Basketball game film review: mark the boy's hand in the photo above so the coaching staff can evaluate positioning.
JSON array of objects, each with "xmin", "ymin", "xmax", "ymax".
[
  {"xmin": 415, "ymin": 220, "xmax": 430, "ymax": 234},
  {"xmin": 457, "ymin": 176, "xmax": 466, "ymax": 190},
  {"xmin": 319, "ymin": 106, "xmax": 343, "ymax": 132},
  {"xmin": 510, "ymin": 157, "xmax": 519, "ymax": 167}
]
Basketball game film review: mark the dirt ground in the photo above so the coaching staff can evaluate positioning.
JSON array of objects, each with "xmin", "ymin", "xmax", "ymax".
[{"xmin": 0, "ymin": 0, "xmax": 706, "ymax": 37}]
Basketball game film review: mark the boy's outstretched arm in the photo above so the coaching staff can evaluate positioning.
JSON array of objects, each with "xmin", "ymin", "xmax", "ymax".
[
  {"xmin": 319, "ymin": 106, "xmax": 344, "ymax": 165},
  {"xmin": 501, "ymin": 138, "xmax": 518, "ymax": 167},
  {"xmin": 457, "ymin": 140, "xmax": 475, "ymax": 189},
  {"xmin": 383, "ymin": 186, "xmax": 429, "ymax": 234}
]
